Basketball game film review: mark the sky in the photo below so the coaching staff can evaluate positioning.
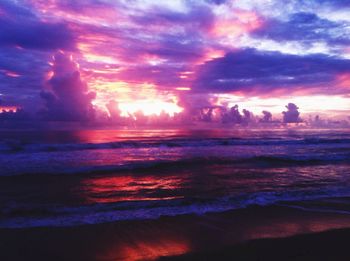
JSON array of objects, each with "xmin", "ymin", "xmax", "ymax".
[{"xmin": 1, "ymin": 0, "xmax": 350, "ymax": 123}]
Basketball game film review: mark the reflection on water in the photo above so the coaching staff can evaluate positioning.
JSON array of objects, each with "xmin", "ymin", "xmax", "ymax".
[
  {"xmin": 3, "ymin": 128, "xmax": 349, "ymax": 144},
  {"xmin": 116, "ymin": 238, "xmax": 190, "ymax": 261},
  {"xmin": 82, "ymin": 175, "xmax": 184, "ymax": 203},
  {"xmin": 0, "ymin": 128, "xmax": 238, "ymax": 144},
  {"xmin": 76, "ymin": 163, "xmax": 350, "ymax": 206}
]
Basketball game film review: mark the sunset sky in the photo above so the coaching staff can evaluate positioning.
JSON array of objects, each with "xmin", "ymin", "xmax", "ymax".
[{"xmin": 1, "ymin": 0, "xmax": 350, "ymax": 121}]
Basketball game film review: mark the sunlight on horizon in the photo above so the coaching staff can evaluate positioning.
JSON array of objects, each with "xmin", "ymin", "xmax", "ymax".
[
  {"xmin": 214, "ymin": 94, "xmax": 350, "ymax": 117},
  {"xmin": 118, "ymin": 100, "xmax": 184, "ymax": 118}
]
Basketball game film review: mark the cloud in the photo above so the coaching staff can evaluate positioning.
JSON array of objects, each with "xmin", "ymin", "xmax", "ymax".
[
  {"xmin": 40, "ymin": 52, "xmax": 96, "ymax": 121},
  {"xmin": 131, "ymin": 4, "xmax": 215, "ymax": 32},
  {"xmin": 228, "ymin": 105, "xmax": 243, "ymax": 123},
  {"xmin": 0, "ymin": 19, "xmax": 75, "ymax": 51},
  {"xmin": 282, "ymin": 103, "xmax": 301, "ymax": 123},
  {"xmin": 0, "ymin": 0, "xmax": 350, "ymax": 122},
  {"xmin": 193, "ymin": 103, "xmax": 258, "ymax": 124},
  {"xmin": 252, "ymin": 12, "xmax": 350, "ymax": 46},
  {"xmin": 206, "ymin": 0, "xmax": 227, "ymax": 5},
  {"xmin": 304, "ymin": 0, "xmax": 350, "ymax": 7},
  {"xmin": 106, "ymin": 100, "xmax": 121, "ymax": 121},
  {"xmin": 260, "ymin": 110, "xmax": 272, "ymax": 122},
  {"xmin": 0, "ymin": 2, "xmax": 75, "ymax": 51},
  {"xmin": 0, "ymin": 1, "xmax": 34, "ymax": 18},
  {"xmin": 193, "ymin": 48, "xmax": 350, "ymax": 95}
]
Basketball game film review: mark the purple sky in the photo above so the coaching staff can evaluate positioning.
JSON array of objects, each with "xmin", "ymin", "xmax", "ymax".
[{"xmin": 1, "ymin": 0, "xmax": 350, "ymax": 121}]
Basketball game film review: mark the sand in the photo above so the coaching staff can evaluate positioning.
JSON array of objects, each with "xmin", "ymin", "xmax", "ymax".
[{"xmin": 1, "ymin": 205, "xmax": 350, "ymax": 261}]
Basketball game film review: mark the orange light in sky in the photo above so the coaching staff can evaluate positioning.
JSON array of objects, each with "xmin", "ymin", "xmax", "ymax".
[
  {"xmin": 0, "ymin": 106, "xmax": 19, "ymax": 112},
  {"xmin": 337, "ymin": 73, "xmax": 350, "ymax": 89},
  {"xmin": 89, "ymin": 80, "xmax": 184, "ymax": 119},
  {"xmin": 212, "ymin": 10, "xmax": 261, "ymax": 38},
  {"xmin": 213, "ymin": 94, "xmax": 350, "ymax": 116},
  {"xmin": 175, "ymin": 87, "xmax": 191, "ymax": 91},
  {"xmin": 205, "ymin": 49, "xmax": 225, "ymax": 60},
  {"xmin": 119, "ymin": 100, "xmax": 183, "ymax": 118}
]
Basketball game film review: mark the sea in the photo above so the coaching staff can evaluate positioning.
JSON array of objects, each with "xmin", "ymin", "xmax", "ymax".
[{"xmin": 0, "ymin": 128, "xmax": 349, "ymax": 228}]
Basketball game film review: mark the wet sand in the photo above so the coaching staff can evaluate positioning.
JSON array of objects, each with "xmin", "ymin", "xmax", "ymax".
[
  {"xmin": 161, "ymin": 228, "xmax": 350, "ymax": 261},
  {"xmin": 1, "ymin": 205, "xmax": 350, "ymax": 261}
]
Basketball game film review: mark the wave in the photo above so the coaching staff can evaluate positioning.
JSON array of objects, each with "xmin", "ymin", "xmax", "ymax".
[
  {"xmin": 1, "ymin": 137, "xmax": 350, "ymax": 154},
  {"xmin": 2, "ymin": 187, "xmax": 350, "ymax": 228},
  {"xmin": 1, "ymin": 153, "xmax": 349, "ymax": 177}
]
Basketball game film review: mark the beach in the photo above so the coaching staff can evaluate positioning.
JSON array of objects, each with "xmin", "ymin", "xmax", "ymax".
[
  {"xmin": 162, "ymin": 226, "xmax": 350, "ymax": 261},
  {"xmin": 2, "ymin": 203, "xmax": 350, "ymax": 260}
]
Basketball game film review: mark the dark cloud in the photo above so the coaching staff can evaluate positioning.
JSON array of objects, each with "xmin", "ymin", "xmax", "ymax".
[
  {"xmin": 282, "ymin": 103, "xmax": 301, "ymax": 123},
  {"xmin": 0, "ymin": 18, "xmax": 75, "ymax": 51},
  {"xmin": 193, "ymin": 48, "xmax": 350, "ymax": 95},
  {"xmin": 40, "ymin": 52, "xmax": 96, "ymax": 121},
  {"xmin": 260, "ymin": 111, "xmax": 272, "ymax": 122},
  {"xmin": 0, "ymin": 1, "xmax": 75, "ymax": 51},
  {"xmin": 194, "ymin": 104, "xmax": 256, "ymax": 124},
  {"xmin": 147, "ymin": 34, "xmax": 206, "ymax": 62},
  {"xmin": 242, "ymin": 109, "xmax": 253, "ymax": 124},
  {"xmin": 0, "ymin": 1, "xmax": 75, "ymax": 116},
  {"xmin": 0, "ymin": 47, "xmax": 50, "ymax": 114},
  {"xmin": 228, "ymin": 105, "xmax": 243, "ymax": 123}
]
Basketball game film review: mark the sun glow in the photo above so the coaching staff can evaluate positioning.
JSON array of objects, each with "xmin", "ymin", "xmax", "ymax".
[
  {"xmin": 0, "ymin": 106, "xmax": 19, "ymax": 113},
  {"xmin": 90, "ymin": 81, "xmax": 184, "ymax": 119},
  {"xmin": 118, "ymin": 100, "xmax": 183, "ymax": 118}
]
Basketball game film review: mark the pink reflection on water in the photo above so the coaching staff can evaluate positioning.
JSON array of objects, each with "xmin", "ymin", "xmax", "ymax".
[
  {"xmin": 47, "ymin": 128, "xmax": 264, "ymax": 144},
  {"xmin": 116, "ymin": 239, "xmax": 190, "ymax": 261},
  {"xmin": 82, "ymin": 175, "xmax": 184, "ymax": 203},
  {"xmin": 75, "ymin": 129, "xmax": 192, "ymax": 142}
]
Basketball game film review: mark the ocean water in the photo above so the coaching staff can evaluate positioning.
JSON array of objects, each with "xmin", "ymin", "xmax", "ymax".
[{"xmin": 0, "ymin": 128, "xmax": 350, "ymax": 228}]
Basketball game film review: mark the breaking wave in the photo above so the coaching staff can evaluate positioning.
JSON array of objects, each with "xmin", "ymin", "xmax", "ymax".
[{"xmin": 2, "ymin": 187, "xmax": 350, "ymax": 228}]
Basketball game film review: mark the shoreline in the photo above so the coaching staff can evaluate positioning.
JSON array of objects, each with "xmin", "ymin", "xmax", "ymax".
[
  {"xmin": 2, "ymin": 204, "xmax": 350, "ymax": 260},
  {"xmin": 161, "ymin": 227, "xmax": 350, "ymax": 260}
]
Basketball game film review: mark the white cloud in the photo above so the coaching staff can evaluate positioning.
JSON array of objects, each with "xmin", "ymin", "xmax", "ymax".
[{"xmin": 238, "ymin": 35, "xmax": 336, "ymax": 56}]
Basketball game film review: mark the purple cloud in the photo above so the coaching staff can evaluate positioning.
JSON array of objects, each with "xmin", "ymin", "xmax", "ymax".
[
  {"xmin": 40, "ymin": 52, "xmax": 96, "ymax": 121},
  {"xmin": 193, "ymin": 49, "xmax": 350, "ymax": 95},
  {"xmin": 282, "ymin": 103, "xmax": 302, "ymax": 123},
  {"xmin": 253, "ymin": 12, "xmax": 350, "ymax": 45}
]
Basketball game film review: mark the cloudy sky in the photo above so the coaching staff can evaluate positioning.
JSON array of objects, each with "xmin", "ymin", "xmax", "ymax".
[{"xmin": 1, "ymin": 0, "xmax": 350, "ymax": 120}]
